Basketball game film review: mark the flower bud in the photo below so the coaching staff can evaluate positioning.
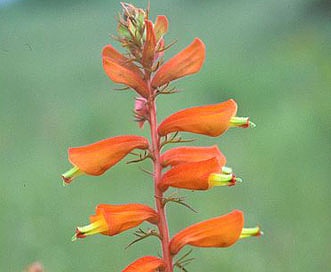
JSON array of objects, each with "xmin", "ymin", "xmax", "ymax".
[{"xmin": 118, "ymin": 3, "xmax": 146, "ymax": 49}]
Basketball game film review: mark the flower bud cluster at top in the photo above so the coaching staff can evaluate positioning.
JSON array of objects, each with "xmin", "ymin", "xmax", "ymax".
[{"xmin": 61, "ymin": 3, "xmax": 261, "ymax": 272}]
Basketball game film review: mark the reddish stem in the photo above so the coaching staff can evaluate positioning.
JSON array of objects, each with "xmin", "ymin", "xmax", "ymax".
[{"xmin": 148, "ymin": 86, "xmax": 173, "ymax": 271}]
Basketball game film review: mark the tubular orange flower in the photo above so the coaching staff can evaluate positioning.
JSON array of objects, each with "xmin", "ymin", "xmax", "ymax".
[
  {"xmin": 169, "ymin": 210, "xmax": 246, "ymax": 255},
  {"xmin": 102, "ymin": 44, "xmax": 144, "ymax": 77},
  {"xmin": 122, "ymin": 256, "xmax": 166, "ymax": 272},
  {"xmin": 102, "ymin": 45, "xmax": 149, "ymax": 97},
  {"xmin": 158, "ymin": 99, "xmax": 255, "ymax": 137},
  {"xmin": 73, "ymin": 203, "xmax": 159, "ymax": 240},
  {"xmin": 160, "ymin": 145, "xmax": 225, "ymax": 167},
  {"xmin": 159, "ymin": 157, "xmax": 239, "ymax": 191},
  {"xmin": 151, "ymin": 38, "xmax": 206, "ymax": 88},
  {"xmin": 62, "ymin": 135, "xmax": 149, "ymax": 184},
  {"xmin": 141, "ymin": 20, "xmax": 157, "ymax": 69},
  {"xmin": 154, "ymin": 15, "xmax": 168, "ymax": 41}
]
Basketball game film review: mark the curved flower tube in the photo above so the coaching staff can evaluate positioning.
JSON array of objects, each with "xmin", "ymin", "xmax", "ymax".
[
  {"xmin": 159, "ymin": 157, "xmax": 239, "ymax": 191},
  {"xmin": 73, "ymin": 203, "xmax": 159, "ymax": 240},
  {"xmin": 62, "ymin": 135, "xmax": 149, "ymax": 184},
  {"xmin": 154, "ymin": 15, "xmax": 168, "ymax": 41},
  {"xmin": 158, "ymin": 99, "xmax": 255, "ymax": 137},
  {"xmin": 122, "ymin": 256, "xmax": 166, "ymax": 272},
  {"xmin": 160, "ymin": 145, "xmax": 225, "ymax": 167},
  {"xmin": 169, "ymin": 210, "xmax": 261, "ymax": 255},
  {"xmin": 102, "ymin": 44, "xmax": 144, "ymax": 77},
  {"xmin": 151, "ymin": 38, "xmax": 206, "ymax": 88},
  {"xmin": 102, "ymin": 45, "xmax": 149, "ymax": 97},
  {"xmin": 141, "ymin": 20, "xmax": 157, "ymax": 69}
]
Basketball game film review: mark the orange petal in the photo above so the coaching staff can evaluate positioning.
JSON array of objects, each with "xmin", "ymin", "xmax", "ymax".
[
  {"xmin": 159, "ymin": 157, "xmax": 223, "ymax": 191},
  {"xmin": 103, "ymin": 57, "xmax": 149, "ymax": 97},
  {"xmin": 122, "ymin": 256, "xmax": 166, "ymax": 272},
  {"xmin": 169, "ymin": 210, "xmax": 244, "ymax": 255},
  {"xmin": 102, "ymin": 44, "xmax": 144, "ymax": 77},
  {"xmin": 151, "ymin": 38, "xmax": 205, "ymax": 88},
  {"xmin": 141, "ymin": 20, "xmax": 156, "ymax": 69},
  {"xmin": 68, "ymin": 135, "xmax": 149, "ymax": 176},
  {"xmin": 96, "ymin": 203, "xmax": 159, "ymax": 236},
  {"xmin": 154, "ymin": 15, "xmax": 169, "ymax": 41},
  {"xmin": 158, "ymin": 99, "xmax": 237, "ymax": 137},
  {"xmin": 160, "ymin": 145, "xmax": 225, "ymax": 167},
  {"xmin": 74, "ymin": 204, "xmax": 159, "ymax": 240}
]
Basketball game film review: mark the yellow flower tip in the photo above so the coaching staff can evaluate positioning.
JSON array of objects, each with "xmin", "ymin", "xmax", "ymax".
[
  {"xmin": 73, "ymin": 216, "xmax": 108, "ymax": 241},
  {"xmin": 240, "ymin": 226, "xmax": 263, "ymax": 239},
  {"xmin": 208, "ymin": 172, "xmax": 239, "ymax": 187},
  {"xmin": 221, "ymin": 166, "xmax": 232, "ymax": 175},
  {"xmin": 230, "ymin": 116, "xmax": 255, "ymax": 128},
  {"xmin": 234, "ymin": 176, "xmax": 243, "ymax": 184},
  {"xmin": 72, "ymin": 227, "xmax": 87, "ymax": 240},
  {"xmin": 61, "ymin": 166, "xmax": 83, "ymax": 185}
]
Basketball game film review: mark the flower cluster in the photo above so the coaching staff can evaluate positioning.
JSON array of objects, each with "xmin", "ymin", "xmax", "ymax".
[{"xmin": 62, "ymin": 3, "xmax": 261, "ymax": 271}]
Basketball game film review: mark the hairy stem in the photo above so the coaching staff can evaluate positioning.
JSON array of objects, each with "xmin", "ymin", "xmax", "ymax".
[{"xmin": 148, "ymin": 86, "xmax": 173, "ymax": 271}]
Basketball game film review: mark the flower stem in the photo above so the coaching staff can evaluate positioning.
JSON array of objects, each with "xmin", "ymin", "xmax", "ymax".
[{"xmin": 148, "ymin": 88, "xmax": 173, "ymax": 271}]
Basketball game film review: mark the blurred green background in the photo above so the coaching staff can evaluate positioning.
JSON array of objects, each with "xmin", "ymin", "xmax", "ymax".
[{"xmin": 1, "ymin": 0, "xmax": 330, "ymax": 271}]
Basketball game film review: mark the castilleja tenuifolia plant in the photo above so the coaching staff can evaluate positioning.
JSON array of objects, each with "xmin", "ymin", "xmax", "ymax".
[{"xmin": 62, "ymin": 3, "xmax": 262, "ymax": 271}]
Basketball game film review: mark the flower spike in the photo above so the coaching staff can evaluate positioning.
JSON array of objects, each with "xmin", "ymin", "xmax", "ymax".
[
  {"xmin": 62, "ymin": 135, "xmax": 149, "ymax": 184},
  {"xmin": 169, "ymin": 210, "xmax": 244, "ymax": 255},
  {"xmin": 62, "ymin": 4, "xmax": 262, "ymax": 270},
  {"xmin": 72, "ymin": 203, "xmax": 159, "ymax": 240},
  {"xmin": 159, "ymin": 157, "xmax": 239, "ymax": 191},
  {"xmin": 122, "ymin": 256, "xmax": 166, "ymax": 272},
  {"xmin": 151, "ymin": 38, "xmax": 206, "ymax": 88}
]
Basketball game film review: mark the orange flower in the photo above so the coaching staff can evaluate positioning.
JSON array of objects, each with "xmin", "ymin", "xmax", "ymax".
[
  {"xmin": 72, "ymin": 204, "xmax": 159, "ymax": 240},
  {"xmin": 159, "ymin": 157, "xmax": 239, "ymax": 191},
  {"xmin": 160, "ymin": 145, "xmax": 225, "ymax": 167},
  {"xmin": 62, "ymin": 135, "xmax": 149, "ymax": 184},
  {"xmin": 141, "ymin": 20, "xmax": 156, "ymax": 69},
  {"xmin": 158, "ymin": 99, "xmax": 255, "ymax": 137},
  {"xmin": 151, "ymin": 38, "xmax": 206, "ymax": 89},
  {"xmin": 169, "ymin": 210, "xmax": 261, "ymax": 255},
  {"xmin": 102, "ymin": 44, "xmax": 144, "ymax": 77},
  {"xmin": 154, "ymin": 15, "xmax": 168, "ymax": 41},
  {"xmin": 122, "ymin": 256, "xmax": 165, "ymax": 272},
  {"xmin": 102, "ymin": 44, "xmax": 149, "ymax": 97}
]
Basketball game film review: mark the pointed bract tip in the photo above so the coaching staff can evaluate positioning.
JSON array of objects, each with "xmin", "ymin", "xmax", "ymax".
[
  {"xmin": 235, "ymin": 176, "xmax": 243, "ymax": 183},
  {"xmin": 249, "ymin": 120, "xmax": 256, "ymax": 128},
  {"xmin": 62, "ymin": 179, "xmax": 69, "ymax": 187},
  {"xmin": 71, "ymin": 233, "xmax": 78, "ymax": 242}
]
